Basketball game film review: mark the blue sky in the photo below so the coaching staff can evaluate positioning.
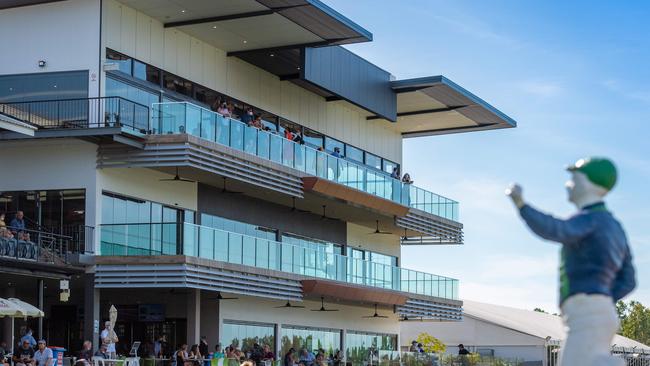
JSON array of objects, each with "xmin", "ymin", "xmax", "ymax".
[{"xmin": 326, "ymin": 0, "xmax": 650, "ymax": 312}]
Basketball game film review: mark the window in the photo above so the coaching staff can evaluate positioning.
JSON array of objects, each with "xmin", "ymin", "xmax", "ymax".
[
  {"xmin": 280, "ymin": 326, "xmax": 341, "ymax": 357},
  {"xmin": 0, "ymin": 71, "xmax": 88, "ymax": 102},
  {"xmin": 133, "ymin": 60, "xmax": 161, "ymax": 86},
  {"xmin": 303, "ymin": 128, "xmax": 323, "ymax": 148},
  {"xmin": 382, "ymin": 160, "xmax": 398, "ymax": 174},
  {"xmin": 345, "ymin": 145, "xmax": 363, "ymax": 163},
  {"xmin": 106, "ymin": 77, "xmax": 159, "ymax": 108},
  {"xmin": 194, "ymin": 85, "xmax": 220, "ymax": 109},
  {"xmin": 163, "ymin": 72, "xmax": 193, "ymax": 97},
  {"xmin": 107, "ymin": 49, "xmax": 132, "ymax": 75},
  {"xmin": 346, "ymin": 331, "xmax": 397, "ymax": 362},
  {"xmin": 365, "ymin": 153, "xmax": 382, "ymax": 170},
  {"xmin": 325, "ymin": 137, "xmax": 344, "ymax": 155},
  {"xmin": 221, "ymin": 322, "xmax": 274, "ymax": 354},
  {"xmin": 200, "ymin": 213, "xmax": 276, "ymax": 240}
]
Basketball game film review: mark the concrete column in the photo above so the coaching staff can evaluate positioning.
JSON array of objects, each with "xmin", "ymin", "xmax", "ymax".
[
  {"xmin": 186, "ymin": 289, "xmax": 201, "ymax": 346},
  {"xmin": 37, "ymin": 279, "xmax": 44, "ymax": 339},
  {"xmin": 83, "ymin": 273, "xmax": 100, "ymax": 351},
  {"xmin": 275, "ymin": 323, "xmax": 282, "ymax": 359}
]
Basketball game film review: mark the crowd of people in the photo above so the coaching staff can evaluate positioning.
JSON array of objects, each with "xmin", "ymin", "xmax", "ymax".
[{"xmin": 0, "ymin": 329, "xmax": 61, "ymax": 366}]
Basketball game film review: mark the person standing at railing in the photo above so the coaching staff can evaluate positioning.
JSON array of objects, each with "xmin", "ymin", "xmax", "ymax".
[
  {"xmin": 401, "ymin": 174, "xmax": 413, "ymax": 206},
  {"xmin": 241, "ymin": 107, "xmax": 254, "ymax": 125},
  {"xmin": 506, "ymin": 157, "xmax": 636, "ymax": 366}
]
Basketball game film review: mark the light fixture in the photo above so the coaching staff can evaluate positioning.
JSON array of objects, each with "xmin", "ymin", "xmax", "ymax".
[
  {"xmin": 297, "ymin": 67, "xmax": 301, "ymax": 70},
  {"xmin": 38, "ymin": 60, "xmax": 46, "ymax": 68},
  {"xmin": 212, "ymin": 25, "xmax": 217, "ymax": 29},
  {"xmin": 243, "ymin": 40, "xmax": 247, "ymax": 44},
  {"xmin": 181, "ymin": 9, "xmax": 186, "ymax": 13},
  {"xmin": 270, "ymin": 53, "xmax": 275, "ymax": 57}
]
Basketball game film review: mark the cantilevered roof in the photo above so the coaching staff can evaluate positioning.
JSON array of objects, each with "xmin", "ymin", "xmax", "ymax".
[
  {"xmin": 377, "ymin": 76, "xmax": 517, "ymax": 138},
  {"xmin": 118, "ymin": 0, "xmax": 371, "ymax": 53}
]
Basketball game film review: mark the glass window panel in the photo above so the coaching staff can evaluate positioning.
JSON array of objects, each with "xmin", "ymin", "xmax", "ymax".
[
  {"xmin": 221, "ymin": 322, "xmax": 275, "ymax": 355},
  {"xmin": 365, "ymin": 153, "xmax": 382, "ymax": 170},
  {"xmin": 163, "ymin": 72, "xmax": 192, "ymax": 97},
  {"xmin": 280, "ymin": 326, "xmax": 341, "ymax": 359},
  {"xmin": 216, "ymin": 114, "xmax": 230, "ymax": 145},
  {"xmin": 230, "ymin": 119, "xmax": 244, "ymax": 150},
  {"xmin": 0, "ymin": 71, "xmax": 88, "ymax": 103},
  {"xmin": 345, "ymin": 145, "xmax": 363, "ymax": 163},
  {"xmin": 324, "ymin": 137, "xmax": 344, "ymax": 155},
  {"xmin": 107, "ymin": 49, "xmax": 132, "ymax": 75},
  {"xmin": 303, "ymin": 128, "xmax": 323, "ymax": 148},
  {"xmin": 383, "ymin": 160, "xmax": 397, "ymax": 174}
]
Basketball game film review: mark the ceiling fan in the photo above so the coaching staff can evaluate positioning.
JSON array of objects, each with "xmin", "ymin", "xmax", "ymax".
[
  {"xmin": 320, "ymin": 205, "xmax": 339, "ymax": 221},
  {"xmin": 369, "ymin": 220, "xmax": 392, "ymax": 235},
  {"xmin": 362, "ymin": 304, "xmax": 389, "ymax": 319},
  {"xmin": 221, "ymin": 177, "xmax": 243, "ymax": 194},
  {"xmin": 289, "ymin": 197, "xmax": 310, "ymax": 213},
  {"xmin": 207, "ymin": 291, "xmax": 239, "ymax": 301},
  {"xmin": 311, "ymin": 296, "xmax": 339, "ymax": 312},
  {"xmin": 159, "ymin": 167, "xmax": 195, "ymax": 183},
  {"xmin": 274, "ymin": 300, "xmax": 306, "ymax": 309}
]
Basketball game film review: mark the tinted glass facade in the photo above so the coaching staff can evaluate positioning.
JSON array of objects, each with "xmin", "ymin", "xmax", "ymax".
[
  {"xmin": 346, "ymin": 331, "xmax": 397, "ymax": 363},
  {"xmin": 0, "ymin": 71, "xmax": 88, "ymax": 102},
  {"xmin": 221, "ymin": 321, "xmax": 275, "ymax": 354},
  {"xmin": 280, "ymin": 326, "xmax": 341, "ymax": 357}
]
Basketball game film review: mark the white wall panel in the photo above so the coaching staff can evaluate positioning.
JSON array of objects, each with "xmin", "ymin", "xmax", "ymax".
[
  {"xmin": 104, "ymin": 0, "xmax": 121, "ymax": 51},
  {"xmin": 135, "ymin": 12, "xmax": 151, "ymax": 61},
  {"xmin": 0, "ymin": 0, "xmax": 101, "ymax": 96},
  {"xmin": 101, "ymin": 1, "xmax": 402, "ymax": 162},
  {"xmin": 119, "ymin": 5, "xmax": 137, "ymax": 56}
]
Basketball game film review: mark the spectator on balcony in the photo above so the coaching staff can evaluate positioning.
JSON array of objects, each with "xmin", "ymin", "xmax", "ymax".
[
  {"xmin": 249, "ymin": 115, "xmax": 263, "ymax": 130},
  {"xmin": 292, "ymin": 129, "xmax": 304, "ymax": 144},
  {"xmin": 241, "ymin": 107, "xmax": 254, "ymax": 125},
  {"xmin": 331, "ymin": 147, "xmax": 341, "ymax": 158},
  {"xmin": 284, "ymin": 127, "xmax": 294, "ymax": 141},
  {"xmin": 227, "ymin": 102, "xmax": 237, "ymax": 120},
  {"xmin": 390, "ymin": 167, "xmax": 401, "ymax": 180},
  {"xmin": 17, "ymin": 231, "xmax": 31, "ymax": 242},
  {"xmin": 217, "ymin": 102, "xmax": 230, "ymax": 117},
  {"xmin": 402, "ymin": 173, "xmax": 413, "ymax": 184},
  {"xmin": 0, "ymin": 213, "xmax": 6, "ymax": 230},
  {"xmin": 9, "ymin": 211, "xmax": 26, "ymax": 234},
  {"xmin": 0, "ymin": 227, "xmax": 13, "ymax": 239}
]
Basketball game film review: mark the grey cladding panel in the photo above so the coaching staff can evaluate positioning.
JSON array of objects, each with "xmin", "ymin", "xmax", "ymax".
[{"xmin": 304, "ymin": 46, "xmax": 396, "ymax": 121}]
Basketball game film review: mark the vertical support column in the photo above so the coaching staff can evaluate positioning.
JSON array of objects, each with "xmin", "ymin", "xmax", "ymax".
[
  {"xmin": 274, "ymin": 323, "xmax": 282, "ymax": 359},
  {"xmin": 83, "ymin": 273, "xmax": 100, "ymax": 351},
  {"xmin": 37, "ymin": 279, "xmax": 44, "ymax": 339},
  {"xmin": 3, "ymin": 286, "xmax": 16, "ymax": 346},
  {"xmin": 340, "ymin": 329, "xmax": 347, "ymax": 364},
  {"xmin": 186, "ymin": 289, "xmax": 201, "ymax": 346},
  {"xmin": 200, "ymin": 293, "xmax": 220, "ymax": 350}
]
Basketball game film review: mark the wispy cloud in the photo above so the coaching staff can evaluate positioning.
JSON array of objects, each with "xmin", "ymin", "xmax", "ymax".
[
  {"xmin": 601, "ymin": 78, "xmax": 650, "ymax": 104},
  {"xmin": 518, "ymin": 80, "xmax": 565, "ymax": 98}
]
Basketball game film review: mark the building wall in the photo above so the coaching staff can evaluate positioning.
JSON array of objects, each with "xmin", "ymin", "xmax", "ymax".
[
  {"xmin": 0, "ymin": 0, "xmax": 101, "ymax": 96},
  {"xmin": 101, "ymin": 0, "xmax": 402, "ymax": 163},
  {"xmin": 97, "ymin": 168, "xmax": 198, "ymax": 211},
  {"xmin": 197, "ymin": 183, "xmax": 346, "ymax": 245},
  {"xmin": 400, "ymin": 317, "xmax": 545, "ymax": 362},
  {"xmin": 0, "ymin": 138, "xmax": 100, "ymax": 237},
  {"xmin": 347, "ymin": 223, "xmax": 400, "ymax": 259}
]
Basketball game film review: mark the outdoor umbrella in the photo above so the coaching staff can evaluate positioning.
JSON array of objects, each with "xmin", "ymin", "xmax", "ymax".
[{"xmin": 0, "ymin": 297, "xmax": 44, "ymax": 350}]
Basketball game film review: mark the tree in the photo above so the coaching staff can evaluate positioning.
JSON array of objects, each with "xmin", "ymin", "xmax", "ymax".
[
  {"xmin": 415, "ymin": 332, "xmax": 446, "ymax": 353},
  {"xmin": 534, "ymin": 308, "xmax": 547, "ymax": 313},
  {"xmin": 617, "ymin": 300, "xmax": 650, "ymax": 346}
]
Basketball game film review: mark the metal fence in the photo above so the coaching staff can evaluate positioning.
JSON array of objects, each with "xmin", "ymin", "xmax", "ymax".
[
  {"xmin": 0, "ymin": 96, "xmax": 149, "ymax": 132},
  {"xmin": 544, "ymin": 340, "xmax": 650, "ymax": 366}
]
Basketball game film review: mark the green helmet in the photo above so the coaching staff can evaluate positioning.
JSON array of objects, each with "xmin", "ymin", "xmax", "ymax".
[{"xmin": 567, "ymin": 157, "xmax": 617, "ymax": 191}]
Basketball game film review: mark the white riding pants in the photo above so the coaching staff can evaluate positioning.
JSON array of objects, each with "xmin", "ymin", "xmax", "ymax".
[{"xmin": 559, "ymin": 294, "xmax": 623, "ymax": 366}]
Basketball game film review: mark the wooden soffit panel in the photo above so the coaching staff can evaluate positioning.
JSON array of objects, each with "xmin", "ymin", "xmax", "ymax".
[
  {"xmin": 302, "ymin": 177, "xmax": 409, "ymax": 217},
  {"xmin": 302, "ymin": 279, "xmax": 408, "ymax": 306}
]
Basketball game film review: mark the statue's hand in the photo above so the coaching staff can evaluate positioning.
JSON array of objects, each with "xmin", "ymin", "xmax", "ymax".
[{"xmin": 505, "ymin": 183, "xmax": 525, "ymax": 208}]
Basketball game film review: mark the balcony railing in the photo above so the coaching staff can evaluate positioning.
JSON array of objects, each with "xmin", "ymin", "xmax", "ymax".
[
  {"xmin": 99, "ymin": 222, "xmax": 459, "ymax": 300},
  {"xmin": 0, "ymin": 97, "xmax": 149, "ymax": 132},
  {"xmin": 0, "ymin": 226, "xmax": 93, "ymax": 264},
  {"xmin": 152, "ymin": 102, "xmax": 459, "ymax": 221}
]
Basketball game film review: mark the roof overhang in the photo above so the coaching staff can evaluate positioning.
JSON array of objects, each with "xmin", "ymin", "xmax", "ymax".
[
  {"xmin": 119, "ymin": 0, "xmax": 371, "ymax": 54},
  {"xmin": 0, "ymin": 114, "xmax": 36, "ymax": 136},
  {"xmin": 375, "ymin": 76, "xmax": 517, "ymax": 138}
]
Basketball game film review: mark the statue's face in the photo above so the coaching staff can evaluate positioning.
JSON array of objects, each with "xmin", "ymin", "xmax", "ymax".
[{"xmin": 566, "ymin": 171, "xmax": 600, "ymax": 205}]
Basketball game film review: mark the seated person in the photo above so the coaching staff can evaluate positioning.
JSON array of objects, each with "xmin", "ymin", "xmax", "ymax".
[
  {"xmin": 34, "ymin": 340, "xmax": 53, "ymax": 366},
  {"xmin": 262, "ymin": 345, "xmax": 274, "ymax": 361},
  {"xmin": 0, "ymin": 341, "xmax": 9, "ymax": 366},
  {"xmin": 76, "ymin": 341, "xmax": 94, "ymax": 366},
  {"xmin": 13, "ymin": 340, "xmax": 36, "ymax": 366},
  {"xmin": 298, "ymin": 349, "xmax": 314, "ymax": 366},
  {"xmin": 94, "ymin": 344, "xmax": 110, "ymax": 360}
]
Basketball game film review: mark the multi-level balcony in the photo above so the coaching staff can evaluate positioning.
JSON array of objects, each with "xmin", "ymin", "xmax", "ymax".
[
  {"xmin": 152, "ymin": 102, "xmax": 459, "ymax": 222},
  {"xmin": 99, "ymin": 222, "xmax": 459, "ymax": 301}
]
